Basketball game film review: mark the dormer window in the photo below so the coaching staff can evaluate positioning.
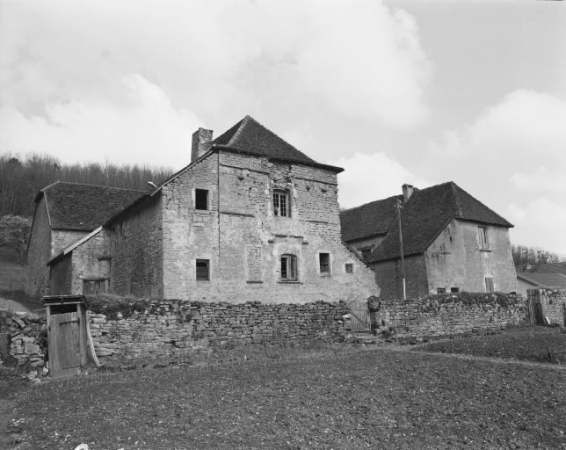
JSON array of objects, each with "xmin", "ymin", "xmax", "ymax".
[{"xmin": 273, "ymin": 189, "xmax": 290, "ymax": 217}]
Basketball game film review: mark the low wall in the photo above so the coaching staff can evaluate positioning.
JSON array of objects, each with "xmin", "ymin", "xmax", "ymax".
[
  {"xmin": 371, "ymin": 292, "xmax": 527, "ymax": 342},
  {"xmin": 0, "ymin": 309, "xmax": 47, "ymax": 376},
  {"xmin": 87, "ymin": 299, "xmax": 350, "ymax": 364},
  {"xmin": 528, "ymin": 289, "xmax": 566, "ymax": 326}
]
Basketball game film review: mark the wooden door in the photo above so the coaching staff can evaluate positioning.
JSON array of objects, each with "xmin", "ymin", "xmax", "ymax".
[
  {"xmin": 48, "ymin": 312, "xmax": 82, "ymax": 378},
  {"xmin": 348, "ymin": 301, "xmax": 371, "ymax": 333},
  {"xmin": 534, "ymin": 302, "xmax": 544, "ymax": 326}
]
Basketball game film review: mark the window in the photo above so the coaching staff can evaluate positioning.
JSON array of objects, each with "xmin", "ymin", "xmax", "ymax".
[
  {"xmin": 195, "ymin": 189, "xmax": 209, "ymax": 210},
  {"xmin": 437, "ymin": 288, "xmax": 446, "ymax": 294},
  {"xmin": 280, "ymin": 254, "xmax": 297, "ymax": 281},
  {"xmin": 319, "ymin": 253, "xmax": 330, "ymax": 276},
  {"xmin": 196, "ymin": 259, "xmax": 210, "ymax": 281},
  {"xmin": 360, "ymin": 247, "xmax": 372, "ymax": 261},
  {"xmin": 345, "ymin": 263, "xmax": 354, "ymax": 274},
  {"xmin": 485, "ymin": 277, "xmax": 494, "ymax": 293},
  {"xmin": 478, "ymin": 226, "xmax": 489, "ymax": 250},
  {"xmin": 451, "ymin": 287, "xmax": 459, "ymax": 293},
  {"xmin": 273, "ymin": 189, "xmax": 290, "ymax": 217}
]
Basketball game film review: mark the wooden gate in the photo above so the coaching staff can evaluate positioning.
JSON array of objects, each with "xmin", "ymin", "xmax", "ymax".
[
  {"xmin": 44, "ymin": 295, "xmax": 88, "ymax": 379},
  {"xmin": 533, "ymin": 302, "xmax": 544, "ymax": 326},
  {"xmin": 348, "ymin": 301, "xmax": 371, "ymax": 333}
]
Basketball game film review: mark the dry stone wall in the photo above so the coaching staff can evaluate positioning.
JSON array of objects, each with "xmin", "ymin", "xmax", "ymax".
[
  {"xmin": 371, "ymin": 293, "xmax": 527, "ymax": 343},
  {"xmin": 528, "ymin": 289, "xmax": 566, "ymax": 326},
  {"xmin": 0, "ymin": 309, "xmax": 47, "ymax": 378},
  {"xmin": 88, "ymin": 299, "xmax": 350, "ymax": 364}
]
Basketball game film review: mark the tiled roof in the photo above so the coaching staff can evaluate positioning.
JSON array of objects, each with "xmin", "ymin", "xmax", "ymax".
[
  {"xmin": 367, "ymin": 182, "xmax": 513, "ymax": 263},
  {"xmin": 340, "ymin": 195, "xmax": 400, "ymax": 242},
  {"xmin": 213, "ymin": 116, "xmax": 343, "ymax": 173},
  {"xmin": 517, "ymin": 272, "xmax": 566, "ymax": 289},
  {"xmin": 40, "ymin": 182, "xmax": 144, "ymax": 231}
]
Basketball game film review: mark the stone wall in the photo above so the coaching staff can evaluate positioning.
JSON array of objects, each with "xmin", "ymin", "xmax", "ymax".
[
  {"xmin": 87, "ymin": 299, "xmax": 350, "ymax": 364},
  {"xmin": 371, "ymin": 293, "xmax": 527, "ymax": 342},
  {"xmin": 0, "ymin": 309, "xmax": 47, "ymax": 377},
  {"xmin": 372, "ymin": 255, "xmax": 428, "ymax": 299},
  {"xmin": 528, "ymin": 289, "xmax": 566, "ymax": 326},
  {"xmin": 109, "ymin": 195, "xmax": 163, "ymax": 298},
  {"xmin": 26, "ymin": 198, "xmax": 52, "ymax": 297}
]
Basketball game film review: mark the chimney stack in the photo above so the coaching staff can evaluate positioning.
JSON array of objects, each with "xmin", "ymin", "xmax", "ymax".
[
  {"xmin": 191, "ymin": 128, "xmax": 213, "ymax": 163},
  {"xmin": 402, "ymin": 184, "xmax": 415, "ymax": 202}
]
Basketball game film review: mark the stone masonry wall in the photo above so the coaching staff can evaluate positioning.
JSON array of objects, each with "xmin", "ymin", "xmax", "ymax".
[
  {"xmin": 88, "ymin": 299, "xmax": 350, "ymax": 364},
  {"xmin": 0, "ymin": 309, "xmax": 47, "ymax": 378},
  {"xmin": 372, "ymin": 255, "xmax": 428, "ymax": 299},
  {"xmin": 26, "ymin": 198, "xmax": 52, "ymax": 297},
  {"xmin": 372, "ymin": 293, "xmax": 527, "ymax": 342},
  {"xmin": 528, "ymin": 289, "xmax": 566, "ymax": 326}
]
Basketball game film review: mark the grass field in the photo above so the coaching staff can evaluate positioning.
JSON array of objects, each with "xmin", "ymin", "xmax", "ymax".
[
  {"xmin": 3, "ymin": 330, "xmax": 566, "ymax": 450},
  {"xmin": 414, "ymin": 326, "xmax": 566, "ymax": 364}
]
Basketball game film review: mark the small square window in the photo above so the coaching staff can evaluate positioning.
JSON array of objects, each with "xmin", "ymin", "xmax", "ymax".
[
  {"xmin": 437, "ymin": 288, "xmax": 446, "ymax": 294},
  {"xmin": 319, "ymin": 253, "xmax": 330, "ymax": 275},
  {"xmin": 451, "ymin": 287, "xmax": 459, "ymax": 293},
  {"xmin": 345, "ymin": 263, "xmax": 354, "ymax": 274},
  {"xmin": 196, "ymin": 259, "xmax": 210, "ymax": 281},
  {"xmin": 273, "ymin": 189, "xmax": 290, "ymax": 217},
  {"xmin": 280, "ymin": 254, "xmax": 297, "ymax": 281},
  {"xmin": 360, "ymin": 247, "xmax": 372, "ymax": 261},
  {"xmin": 195, "ymin": 189, "xmax": 209, "ymax": 210}
]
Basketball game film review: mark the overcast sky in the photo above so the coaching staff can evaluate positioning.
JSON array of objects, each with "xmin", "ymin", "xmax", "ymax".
[{"xmin": 0, "ymin": 0, "xmax": 565, "ymax": 255}]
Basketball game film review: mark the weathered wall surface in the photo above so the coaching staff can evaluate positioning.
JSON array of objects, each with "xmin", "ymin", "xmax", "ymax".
[
  {"xmin": 27, "ymin": 198, "xmax": 52, "ymax": 297},
  {"xmin": 0, "ymin": 310, "xmax": 47, "ymax": 376},
  {"xmin": 49, "ymin": 230, "xmax": 112, "ymax": 295},
  {"xmin": 88, "ymin": 300, "xmax": 350, "ymax": 363},
  {"xmin": 425, "ymin": 220, "xmax": 517, "ymax": 294},
  {"xmin": 372, "ymin": 293, "xmax": 527, "ymax": 342},
  {"xmin": 371, "ymin": 255, "xmax": 428, "ymax": 299},
  {"xmin": 110, "ymin": 196, "xmax": 163, "ymax": 298},
  {"xmin": 528, "ymin": 289, "xmax": 566, "ymax": 326},
  {"xmin": 159, "ymin": 151, "xmax": 378, "ymax": 304},
  {"xmin": 161, "ymin": 153, "xmax": 220, "ymax": 300},
  {"xmin": 346, "ymin": 235, "xmax": 386, "ymax": 260}
]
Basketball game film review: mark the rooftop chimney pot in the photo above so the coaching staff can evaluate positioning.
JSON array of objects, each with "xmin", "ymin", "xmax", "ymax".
[{"xmin": 402, "ymin": 184, "xmax": 415, "ymax": 202}]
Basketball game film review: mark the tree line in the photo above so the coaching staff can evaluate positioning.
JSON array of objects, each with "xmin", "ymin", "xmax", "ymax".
[
  {"xmin": 0, "ymin": 153, "xmax": 173, "ymax": 218},
  {"xmin": 511, "ymin": 244, "xmax": 563, "ymax": 267}
]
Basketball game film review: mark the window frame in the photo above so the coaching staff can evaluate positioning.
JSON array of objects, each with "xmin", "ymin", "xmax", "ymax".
[
  {"xmin": 485, "ymin": 277, "xmax": 494, "ymax": 293},
  {"xmin": 195, "ymin": 189, "xmax": 209, "ymax": 211},
  {"xmin": 319, "ymin": 253, "xmax": 331, "ymax": 276},
  {"xmin": 360, "ymin": 247, "xmax": 372, "ymax": 261},
  {"xmin": 273, "ymin": 189, "xmax": 290, "ymax": 217},
  {"xmin": 280, "ymin": 254, "xmax": 298, "ymax": 281},
  {"xmin": 345, "ymin": 263, "xmax": 354, "ymax": 274},
  {"xmin": 478, "ymin": 226, "xmax": 490, "ymax": 251},
  {"xmin": 196, "ymin": 259, "xmax": 210, "ymax": 281}
]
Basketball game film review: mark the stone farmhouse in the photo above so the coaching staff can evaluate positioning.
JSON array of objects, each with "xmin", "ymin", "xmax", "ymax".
[
  {"xmin": 340, "ymin": 182, "xmax": 518, "ymax": 298},
  {"xmin": 43, "ymin": 116, "xmax": 378, "ymax": 304},
  {"xmin": 26, "ymin": 182, "xmax": 144, "ymax": 297}
]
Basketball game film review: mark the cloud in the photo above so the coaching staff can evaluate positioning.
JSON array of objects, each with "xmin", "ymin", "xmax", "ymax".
[
  {"xmin": 428, "ymin": 89, "xmax": 566, "ymax": 255},
  {"xmin": 328, "ymin": 152, "xmax": 430, "ymax": 208},
  {"xmin": 506, "ymin": 198, "xmax": 566, "ymax": 256},
  {"xmin": 0, "ymin": 1, "xmax": 431, "ymax": 168},
  {"xmin": 0, "ymin": 74, "xmax": 200, "ymax": 167}
]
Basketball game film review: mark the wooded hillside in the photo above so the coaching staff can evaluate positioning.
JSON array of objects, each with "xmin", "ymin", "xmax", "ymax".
[{"xmin": 0, "ymin": 153, "xmax": 173, "ymax": 218}]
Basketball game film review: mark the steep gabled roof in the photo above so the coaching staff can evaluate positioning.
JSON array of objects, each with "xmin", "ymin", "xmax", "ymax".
[
  {"xmin": 367, "ymin": 182, "xmax": 513, "ymax": 263},
  {"xmin": 212, "ymin": 115, "xmax": 343, "ymax": 173},
  {"xmin": 340, "ymin": 195, "xmax": 400, "ymax": 242},
  {"xmin": 38, "ymin": 182, "xmax": 144, "ymax": 231}
]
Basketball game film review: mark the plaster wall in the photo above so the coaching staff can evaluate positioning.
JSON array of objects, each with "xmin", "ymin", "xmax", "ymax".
[
  {"xmin": 371, "ymin": 254, "xmax": 427, "ymax": 299},
  {"xmin": 27, "ymin": 198, "xmax": 52, "ymax": 297},
  {"xmin": 425, "ymin": 220, "xmax": 517, "ymax": 294}
]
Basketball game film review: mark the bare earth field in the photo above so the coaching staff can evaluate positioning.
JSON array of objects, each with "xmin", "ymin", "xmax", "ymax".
[{"xmin": 2, "ymin": 329, "xmax": 565, "ymax": 450}]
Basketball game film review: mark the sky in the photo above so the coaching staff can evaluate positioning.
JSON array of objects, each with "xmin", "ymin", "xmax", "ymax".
[{"xmin": 0, "ymin": 0, "xmax": 565, "ymax": 255}]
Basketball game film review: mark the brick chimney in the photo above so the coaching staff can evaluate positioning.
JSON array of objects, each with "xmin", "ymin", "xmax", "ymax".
[
  {"xmin": 402, "ymin": 184, "xmax": 415, "ymax": 202},
  {"xmin": 191, "ymin": 128, "xmax": 213, "ymax": 163}
]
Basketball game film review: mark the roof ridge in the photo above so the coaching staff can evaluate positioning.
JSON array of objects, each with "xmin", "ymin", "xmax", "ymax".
[
  {"xmin": 449, "ymin": 181, "xmax": 463, "ymax": 218},
  {"xmin": 226, "ymin": 115, "xmax": 252, "ymax": 147},
  {"xmin": 45, "ymin": 180, "xmax": 145, "ymax": 193}
]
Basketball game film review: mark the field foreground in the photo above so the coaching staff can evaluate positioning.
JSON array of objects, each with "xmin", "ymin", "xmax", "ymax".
[{"xmin": 3, "ymin": 344, "xmax": 566, "ymax": 450}]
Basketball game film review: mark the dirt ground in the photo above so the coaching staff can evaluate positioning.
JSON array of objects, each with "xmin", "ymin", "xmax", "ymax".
[{"xmin": 1, "ymin": 336, "xmax": 565, "ymax": 450}]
